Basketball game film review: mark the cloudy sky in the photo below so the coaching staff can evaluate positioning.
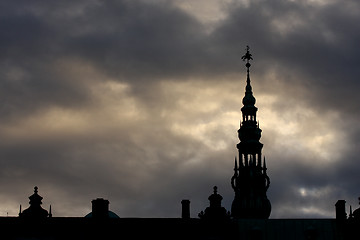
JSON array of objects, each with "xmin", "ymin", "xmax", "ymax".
[{"xmin": 1, "ymin": 0, "xmax": 359, "ymax": 218}]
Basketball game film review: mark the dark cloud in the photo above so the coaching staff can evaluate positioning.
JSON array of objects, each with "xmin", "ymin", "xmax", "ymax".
[
  {"xmin": 0, "ymin": 0, "xmax": 215, "ymax": 120},
  {"xmin": 213, "ymin": 0, "xmax": 360, "ymax": 114}
]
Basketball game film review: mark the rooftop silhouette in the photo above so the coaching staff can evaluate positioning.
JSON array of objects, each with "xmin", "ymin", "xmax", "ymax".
[
  {"xmin": 198, "ymin": 186, "xmax": 230, "ymax": 220},
  {"xmin": 1, "ymin": 46, "xmax": 358, "ymax": 239},
  {"xmin": 19, "ymin": 186, "xmax": 50, "ymax": 219}
]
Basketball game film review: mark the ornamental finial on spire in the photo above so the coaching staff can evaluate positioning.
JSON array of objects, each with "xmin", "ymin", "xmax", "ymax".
[
  {"xmin": 241, "ymin": 45, "xmax": 253, "ymax": 93},
  {"xmin": 241, "ymin": 45, "xmax": 253, "ymax": 67}
]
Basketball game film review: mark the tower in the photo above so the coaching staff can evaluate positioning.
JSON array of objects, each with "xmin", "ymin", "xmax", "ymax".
[
  {"xmin": 231, "ymin": 46, "xmax": 271, "ymax": 219},
  {"xmin": 19, "ymin": 186, "xmax": 49, "ymax": 219},
  {"xmin": 198, "ymin": 186, "xmax": 230, "ymax": 220}
]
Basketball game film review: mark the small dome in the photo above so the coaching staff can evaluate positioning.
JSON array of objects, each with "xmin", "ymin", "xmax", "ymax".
[
  {"xmin": 242, "ymin": 93, "xmax": 256, "ymax": 106},
  {"xmin": 84, "ymin": 211, "xmax": 120, "ymax": 218},
  {"xmin": 198, "ymin": 186, "xmax": 230, "ymax": 220}
]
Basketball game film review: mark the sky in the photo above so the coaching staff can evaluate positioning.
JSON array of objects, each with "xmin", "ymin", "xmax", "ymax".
[{"xmin": 0, "ymin": 0, "xmax": 359, "ymax": 218}]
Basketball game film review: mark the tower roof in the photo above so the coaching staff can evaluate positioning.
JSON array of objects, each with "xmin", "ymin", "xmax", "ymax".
[
  {"xmin": 199, "ymin": 186, "xmax": 230, "ymax": 220},
  {"xmin": 29, "ymin": 186, "xmax": 43, "ymax": 205},
  {"xmin": 20, "ymin": 186, "xmax": 49, "ymax": 218}
]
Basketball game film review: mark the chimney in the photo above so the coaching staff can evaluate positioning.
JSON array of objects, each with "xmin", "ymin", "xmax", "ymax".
[
  {"xmin": 92, "ymin": 198, "xmax": 109, "ymax": 219},
  {"xmin": 181, "ymin": 200, "xmax": 190, "ymax": 219},
  {"xmin": 335, "ymin": 200, "xmax": 347, "ymax": 220}
]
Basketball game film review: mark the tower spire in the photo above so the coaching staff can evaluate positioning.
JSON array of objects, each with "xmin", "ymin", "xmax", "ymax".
[
  {"xmin": 241, "ymin": 46, "xmax": 256, "ymax": 110},
  {"xmin": 231, "ymin": 46, "xmax": 271, "ymax": 219}
]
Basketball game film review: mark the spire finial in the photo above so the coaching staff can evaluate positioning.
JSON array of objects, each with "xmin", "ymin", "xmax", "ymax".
[
  {"xmin": 49, "ymin": 205, "xmax": 52, "ymax": 217},
  {"xmin": 241, "ymin": 45, "xmax": 253, "ymax": 71},
  {"xmin": 34, "ymin": 186, "xmax": 38, "ymax": 194},
  {"xmin": 241, "ymin": 46, "xmax": 253, "ymax": 63},
  {"xmin": 241, "ymin": 46, "xmax": 254, "ymax": 94},
  {"xmin": 213, "ymin": 186, "xmax": 218, "ymax": 194}
]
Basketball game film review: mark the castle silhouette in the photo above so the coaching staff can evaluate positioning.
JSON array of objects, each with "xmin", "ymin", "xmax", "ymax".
[{"xmin": 2, "ymin": 47, "xmax": 359, "ymax": 239}]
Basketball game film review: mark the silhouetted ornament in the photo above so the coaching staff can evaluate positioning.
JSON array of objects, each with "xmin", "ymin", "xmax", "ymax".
[
  {"xmin": 241, "ymin": 46, "xmax": 253, "ymax": 63},
  {"xmin": 241, "ymin": 46, "xmax": 257, "ymax": 109},
  {"xmin": 198, "ymin": 186, "xmax": 230, "ymax": 220},
  {"xmin": 19, "ymin": 186, "xmax": 49, "ymax": 219}
]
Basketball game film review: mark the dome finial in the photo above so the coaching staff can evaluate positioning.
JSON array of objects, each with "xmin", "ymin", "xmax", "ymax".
[{"xmin": 213, "ymin": 186, "xmax": 218, "ymax": 194}]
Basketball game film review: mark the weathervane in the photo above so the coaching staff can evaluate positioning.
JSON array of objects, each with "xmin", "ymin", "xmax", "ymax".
[
  {"xmin": 241, "ymin": 45, "xmax": 253, "ymax": 84},
  {"xmin": 241, "ymin": 45, "xmax": 253, "ymax": 67}
]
